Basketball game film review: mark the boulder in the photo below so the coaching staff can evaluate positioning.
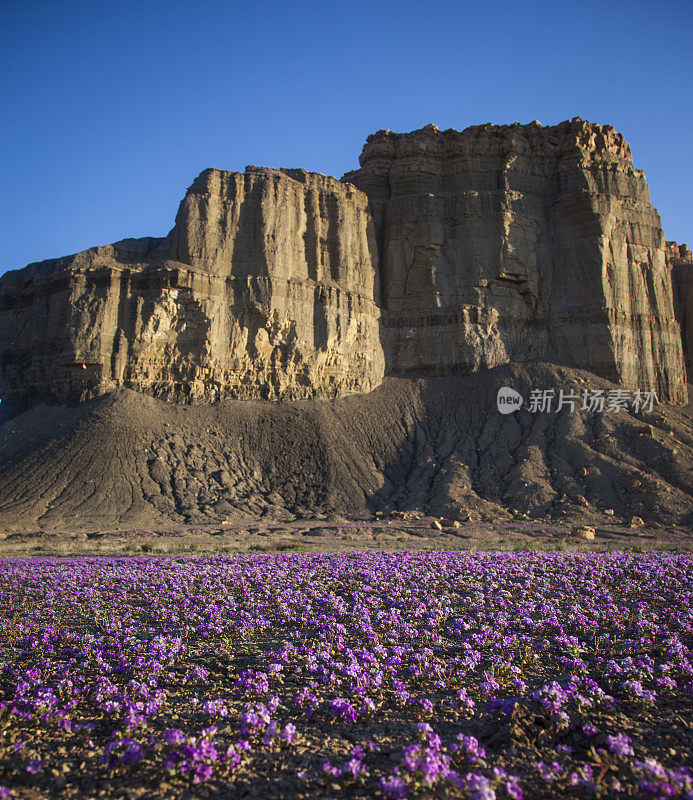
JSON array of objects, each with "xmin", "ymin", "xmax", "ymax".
[{"xmin": 572, "ymin": 525, "xmax": 596, "ymax": 540}]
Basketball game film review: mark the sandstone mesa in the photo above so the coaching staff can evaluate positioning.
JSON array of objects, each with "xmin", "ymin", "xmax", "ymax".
[{"xmin": 0, "ymin": 118, "xmax": 690, "ymax": 418}]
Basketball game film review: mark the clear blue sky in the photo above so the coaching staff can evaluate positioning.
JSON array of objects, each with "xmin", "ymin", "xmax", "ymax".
[{"xmin": 1, "ymin": 0, "xmax": 691, "ymax": 275}]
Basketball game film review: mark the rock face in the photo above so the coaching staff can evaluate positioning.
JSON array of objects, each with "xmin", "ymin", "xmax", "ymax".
[
  {"xmin": 344, "ymin": 119, "xmax": 687, "ymax": 403},
  {"xmin": 0, "ymin": 120, "xmax": 688, "ymax": 417},
  {"xmin": 0, "ymin": 167, "xmax": 384, "ymax": 415},
  {"xmin": 669, "ymin": 241, "xmax": 693, "ymax": 379}
]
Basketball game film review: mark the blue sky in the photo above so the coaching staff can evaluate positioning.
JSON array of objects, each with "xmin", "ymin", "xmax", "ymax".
[{"xmin": 1, "ymin": 0, "xmax": 691, "ymax": 275}]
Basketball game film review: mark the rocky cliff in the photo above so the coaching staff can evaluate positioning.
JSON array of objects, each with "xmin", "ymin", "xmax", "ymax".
[
  {"xmin": 0, "ymin": 167, "xmax": 384, "ymax": 415},
  {"xmin": 343, "ymin": 119, "xmax": 687, "ymax": 403},
  {"xmin": 669, "ymin": 241, "xmax": 693, "ymax": 379},
  {"xmin": 0, "ymin": 120, "xmax": 688, "ymax": 418}
]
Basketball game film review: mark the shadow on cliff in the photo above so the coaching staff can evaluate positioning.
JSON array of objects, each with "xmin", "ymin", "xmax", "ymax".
[{"xmin": 354, "ymin": 363, "xmax": 693, "ymax": 526}]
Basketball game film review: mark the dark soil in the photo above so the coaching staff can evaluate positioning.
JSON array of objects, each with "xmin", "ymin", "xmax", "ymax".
[{"xmin": 0, "ymin": 364, "xmax": 691, "ymax": 535}]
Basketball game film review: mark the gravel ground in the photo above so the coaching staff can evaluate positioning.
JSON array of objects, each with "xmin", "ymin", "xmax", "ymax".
[{"xmin": 0, "ymin": 517, "xmax": 689, "ymax": 558}]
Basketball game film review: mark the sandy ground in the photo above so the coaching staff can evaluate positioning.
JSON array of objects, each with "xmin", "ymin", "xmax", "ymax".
[{"xmin": 0, "ymin": 516, "xmax": 689, "ymax": 557}]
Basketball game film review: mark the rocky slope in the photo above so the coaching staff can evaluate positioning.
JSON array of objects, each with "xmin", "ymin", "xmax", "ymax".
[
  {"xmin": 344, "ymin": 119, "xmax": 687, "ymax": 403},
  {"xmin": 0, "ymin": 362, "xmax": 690, "ymax": 532},
  {"xmin": 0, "ymin": 167, "xmax": 384, "ymax": 416}
]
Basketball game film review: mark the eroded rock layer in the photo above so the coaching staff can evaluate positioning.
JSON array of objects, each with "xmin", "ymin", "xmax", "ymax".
[
  {"xmin": 0, "ymin": 168, "xmax": 384, "ymax": 414},
  {"xmin": 0, "ymin": 120, "xmax": 688, "ymax": 416},
  {"xmin": 344, "ymin": 119, "xmax": 687, "ymax": 403}
]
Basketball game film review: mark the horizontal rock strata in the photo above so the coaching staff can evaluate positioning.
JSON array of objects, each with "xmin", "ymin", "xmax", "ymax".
[
  {"xmin": 0, "ymin": 168, "xmax": 384, "ymax": 415},
  {"xmin": 0, "ymin": 120, "xmax": 688, "ymax": 416},
  {"xmin": 344, "ymin": 119, "xmax": 687, "ymax": 403}
]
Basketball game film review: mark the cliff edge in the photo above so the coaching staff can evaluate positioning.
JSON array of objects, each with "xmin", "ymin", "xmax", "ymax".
[{"xmin": 670, "ymin": 241, "xmax": 693, "ymax": 379}]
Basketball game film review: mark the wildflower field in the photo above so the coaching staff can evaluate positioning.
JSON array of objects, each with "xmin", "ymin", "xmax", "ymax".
[{"xmin": 0, "ymin": 550, "xmax": 691, "ymax": 799}]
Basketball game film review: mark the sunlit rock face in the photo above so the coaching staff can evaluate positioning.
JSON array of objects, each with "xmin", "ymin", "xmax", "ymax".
[
  {"xmin": 0, "ymin": 167, "xmax": 384, "ymax": 414},
  {"xmin": 0, "ymin": 119, "xmax": 688, "ymax": 416},
  {"xmin": 344, "ymin": 119, "xmax": 687, "ymax": 403}
]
